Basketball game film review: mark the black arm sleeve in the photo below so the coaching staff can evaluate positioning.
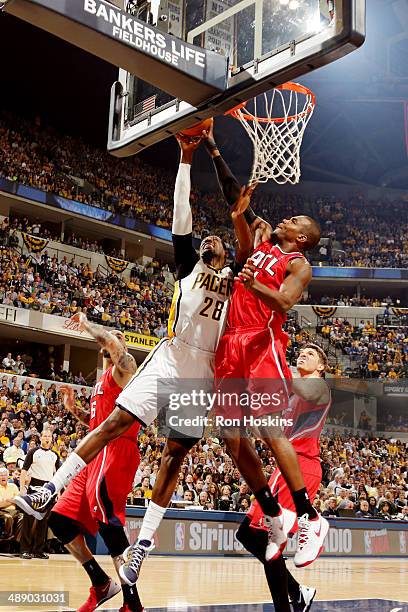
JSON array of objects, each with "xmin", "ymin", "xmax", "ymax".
[
  {"xmin": 212, "ymin": 155, "xmax": 241, "ymax": 208},
  {"xmin": 172, "ymin": 233, "xmax": 199, "ymax": 280},
  {"xmin": 22, "ymin": 448, "xmax": 35, "ymax": 471},
  {"xmin": 243, "ymin": 206, "xmax": 258, "ymax": 225}
]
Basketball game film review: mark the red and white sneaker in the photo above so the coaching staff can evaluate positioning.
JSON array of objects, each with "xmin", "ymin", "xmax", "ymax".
[
  {"xmin": 294, "ymin": 513, "xmax": 329, "ymax": 568},
  {"xmin": 265, "ymin": 506, "xmax": 297, "ymax": 562},
  {"xmin": 77, "ymin": 578, "xmax": 121, "ymax": 611},
  {"xmin": 119, "ymin": 606, "xmax": 145, "ymax": 612}
]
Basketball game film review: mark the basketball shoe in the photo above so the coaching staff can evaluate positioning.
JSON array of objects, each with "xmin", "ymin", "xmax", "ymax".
[
  {"xmin": 119, "ymin": 540, "xmax": 155, "ymax": 585},
  {"xmin": 291, "ymin": 585, "xmax": 316, "ymax": 612},
  {"xmin": 13, "ymin": 483, "xmax": 56, "ymax": 520},
  {"xmin": 293, "ymin": 513, "xmax": 329, "ymax": 568},
  {"xmin": 119, "ymin": 605, "xmax": 145, "ymax": 612},
  {"xmin": 265, "ymin": 506, "xmax": 297, "ymax": 561},
  {"xmin": 77, "ymin": 578, "xmax": 121, "ymax": 612}
]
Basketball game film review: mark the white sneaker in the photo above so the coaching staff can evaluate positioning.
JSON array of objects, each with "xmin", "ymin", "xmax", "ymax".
[
  {"xmin": 265, "ymin": 506, "xmax": 297, "ymax": 562},
  {"xmin": 294, "ymin": 513, "xmax": 329, "ymax": 568},
  {"xmin": 119, "ymin": 540, "xmax": 155, "ymax": 585},
  {"xmin": 291, "ymin": 585, "xmax": 316, "ymax": 612}
]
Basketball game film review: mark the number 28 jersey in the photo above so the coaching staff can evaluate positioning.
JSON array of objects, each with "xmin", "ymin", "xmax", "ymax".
[
  {"xmin": 227, "ymin": 243, "xmax": 307, "ymax": 331},
  {"xmin": 167, "ymin": 259, "xmax": 234, "ymax": 353}
]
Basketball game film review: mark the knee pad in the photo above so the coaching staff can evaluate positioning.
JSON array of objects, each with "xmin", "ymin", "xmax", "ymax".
[
  {"xmin": 48, "ymin": 512, "xmax": 82, "ymax": 545},
  {"xmin": 98, "ymin": 522, "xmax": 129, "ymax": 558}
]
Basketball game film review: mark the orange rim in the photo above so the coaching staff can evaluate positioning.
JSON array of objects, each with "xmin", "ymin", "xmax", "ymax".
[{"xmin": 225, "ymin": 82, "xmax": 316, "ymax": 124}]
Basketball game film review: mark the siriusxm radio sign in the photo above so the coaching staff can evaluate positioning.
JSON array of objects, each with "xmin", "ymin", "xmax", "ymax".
[{"xmin": 175, "ymin": 522, "xmax": 244, "ymax": 553}]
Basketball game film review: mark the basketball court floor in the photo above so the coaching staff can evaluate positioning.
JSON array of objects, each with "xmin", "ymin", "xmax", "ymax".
[{"xmin": 1, "ymin": 555, "xmax": 407, "ymax": 611}]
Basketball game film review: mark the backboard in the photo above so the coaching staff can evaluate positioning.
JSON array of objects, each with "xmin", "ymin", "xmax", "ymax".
[{"xmin": 108, "ymin": 0, "xmax": 365, "ymax": 157}]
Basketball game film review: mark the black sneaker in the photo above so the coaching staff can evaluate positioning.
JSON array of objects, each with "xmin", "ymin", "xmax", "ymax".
[
  {"xmin": 13, "ymin": 484, "xmax": 56, "ymax": 520},
  {"xmin": 291, "ymin": 585, "xmax": 316, "ymax": 612},
  {"xmin": 34, "ymin": 552, "xmax": 49, "ymax": 559},
  {"xmin": 20, "ymin": 552, "xmax": 33, "ymax": 560},
  {"xmin": 119, "ymin": 540, "xmax": 155, "ymax": 585}
]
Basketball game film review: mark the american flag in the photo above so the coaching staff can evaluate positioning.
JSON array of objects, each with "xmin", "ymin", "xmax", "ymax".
[
  {"xmin": 140, "ymin": 95, "xmax": 157, "ymax": 113},
  {"xmin": 130, "ymin": 95, "xmax": 157, "ymax": 122}
]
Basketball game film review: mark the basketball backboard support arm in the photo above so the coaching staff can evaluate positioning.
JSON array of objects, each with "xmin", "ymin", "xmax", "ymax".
[
  {"xmin": 1, "ymin": 0, "xmax": 227, "ymax": 106},
  {"xmin": 107, "ymin": 0, "xmax": 366, "ymax": 158}
]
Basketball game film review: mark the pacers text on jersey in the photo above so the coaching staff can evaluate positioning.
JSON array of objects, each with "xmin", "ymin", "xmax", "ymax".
[{"xmin": 191, "ymin": 272, "xmax": 234, "ymax": 297}]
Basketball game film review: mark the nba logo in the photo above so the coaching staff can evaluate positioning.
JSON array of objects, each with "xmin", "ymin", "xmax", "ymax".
[{"xmin": 175, "ymin": 522, "xmax": 185, "ymax": 551}]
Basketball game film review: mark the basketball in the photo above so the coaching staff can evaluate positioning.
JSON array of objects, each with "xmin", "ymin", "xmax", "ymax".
[{"xmin": 177, "ymin": 118, "xmax": 213, "ymax": 141}]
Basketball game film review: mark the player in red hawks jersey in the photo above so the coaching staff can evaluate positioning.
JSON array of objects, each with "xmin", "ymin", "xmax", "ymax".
[
  {"xmin": 202, "ymin": 124, "xmax": 327, "ymax": 581},
  {"xmin": 20, "ymin": 316, "xmax": 143, "ymax": 612},
  {"xmin": 236, "ymin": 344, "xmax": 331, "ymax": 612}
]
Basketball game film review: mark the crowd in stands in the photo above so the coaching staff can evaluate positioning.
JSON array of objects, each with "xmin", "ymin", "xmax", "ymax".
[
  {"xmin": 0, "ymin": 369, "xmax": 407, "ymax": 552},
  {"xmin": 0, "ymin": 216, "xmax": 127, "ymax": 260},
  {"xmin": 300, "ymin": 294, "xmax": 401, "ymax": 307},
  {"xmin": 3, "ymin": 111, "xmax": 408, "ymax": 267},
  {"xmin": 0, "ymin": 246, "xmax": 171, "ymax": 337},
  {"xmin": 319, "ymin": 319, "xmax": 408, "ymax": 380},
  {"xmin": 0, "ymin": 351, "xmax": 89, "ymax": 385},
  {"xmin": 316, "ymin": 197, "xmax": 408, "ymax": 268}
]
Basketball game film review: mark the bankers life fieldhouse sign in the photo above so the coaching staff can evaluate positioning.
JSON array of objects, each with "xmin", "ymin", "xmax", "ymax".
[
  {"xmin": 84, "ymin": 0, "xmax": 205, "ymax": 68},
  {"xmin": 3, "ymin": 0, "xmax": 227, "ymax": 106}
]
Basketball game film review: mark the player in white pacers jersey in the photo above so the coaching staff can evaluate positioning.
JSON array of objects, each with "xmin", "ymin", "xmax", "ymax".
[{"xmin": 13, "ymin": 136, "xmax": 253, "ymax": 581}]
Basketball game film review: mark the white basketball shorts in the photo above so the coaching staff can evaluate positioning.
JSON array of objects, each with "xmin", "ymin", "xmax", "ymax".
[{"xmin": 116, "ymin": 336, "xmax": 215, "ymax": 438}]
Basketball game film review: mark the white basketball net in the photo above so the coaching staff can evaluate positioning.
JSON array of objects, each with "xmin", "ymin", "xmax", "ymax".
[{"xmin": 229, "ymin": 83, "xmax": 315, "ymax": 185}]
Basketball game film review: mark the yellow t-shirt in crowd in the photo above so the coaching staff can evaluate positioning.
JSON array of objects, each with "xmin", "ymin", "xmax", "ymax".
[{"xmin": 0, "ymin": 482, "xmax": 19, "ymax": 510}]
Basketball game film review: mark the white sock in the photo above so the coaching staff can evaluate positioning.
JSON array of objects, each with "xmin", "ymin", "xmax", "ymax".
[
  {"xmin": 138, "ymin": 501, "xmax": 167, "ymax": 542},
  {"xmin": 50, "ymin": 453, "xmax": 87, "ymax": 493}
]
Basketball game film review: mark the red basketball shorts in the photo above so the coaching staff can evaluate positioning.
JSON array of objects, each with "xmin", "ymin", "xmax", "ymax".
[
  {"xmin": 53, "ymin": 436, "xmax": 140, "ymax": 535},
  {"xmin": 247, "ymin": 456, "xmax": 322, "ymax": 532},
  {"xmin": 214, "ymin": 327, "xmax": 292, "ymax": 420}
]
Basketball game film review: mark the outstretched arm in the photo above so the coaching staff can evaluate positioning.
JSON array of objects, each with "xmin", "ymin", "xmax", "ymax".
[
  {"xmin": 172, "ymin": 137, "xmax": 201, "ymax": 279},
  {"xmin": 203, "ymin": 122, "xmax": 271, "ymax": 247},
  {"xmin": 238, "ymin": 257, "xmax": 312, "ymax": 314},
  {"xmin": 72, "ymin": 313, "xmax": 136, "ymax": 375},
  {"xmin": 60, "ymin": 384, "xmax": 90, "ymax": 427},
  {"xmin": 231, "ymin": 185, "xmax": 257, "ymax": 263}
]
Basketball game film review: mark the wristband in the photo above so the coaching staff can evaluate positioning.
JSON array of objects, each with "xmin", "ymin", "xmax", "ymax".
[{"xmin": 205, "ymin": 139, "xmax": 218, "ymax": 154}]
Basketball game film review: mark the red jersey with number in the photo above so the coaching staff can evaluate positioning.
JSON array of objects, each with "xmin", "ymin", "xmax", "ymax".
[
  {"xmin": 227, "ymin": 243, "xmax": 307, "ymax": 331},
  {"xmin": 89, "ymin": 366, "xmax": 140, "ymax": 438},
  {"xmin": 54, "ymin": 366, "xmax": 141, "ymax": 532},
  {"xmin": 283, "ymin": 392, "xmax": 331, "ymax": 460}
]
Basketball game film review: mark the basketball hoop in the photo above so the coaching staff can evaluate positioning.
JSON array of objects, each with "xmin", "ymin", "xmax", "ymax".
[{"xmin": 225, "ymin": 83, "xmax": 316, "ymax": 185}]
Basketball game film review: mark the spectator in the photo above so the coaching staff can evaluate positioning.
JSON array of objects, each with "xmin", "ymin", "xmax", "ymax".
[
  {"xmin": 322, "ymin": 497, "xmax": 340, "ymax": 518},
  {"xmin": 378, "ymin": 501, "xmax": 392, "ymax": 520},
  {"xmin": 355, "ymin": 500, "xmax": 373, "ymax": 518},
  {"xmin": 368, "ymin": 496, "xmax": 379, "ymax": 517},
  {"xmin": 231, "ymin": 483, "xmax": 251, "ymax": 511},
  {"xmin": 2, "ymin": 435, "xmax": 25, "ymax": 468},
  {"xmin": 0, "ymin": 465, "xmax": 23, "ymax": 545}
]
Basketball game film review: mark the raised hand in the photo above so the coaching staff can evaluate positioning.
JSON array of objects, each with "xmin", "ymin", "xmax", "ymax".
[
  {"xmin": 201, "ymin": 118, "xmax": 218, "ymax": 156},
  {"xmin": 238, "ymin": 259, "xmax": 258, "ymax": 287},
  {"xmin": 231, "ymin": 184, "xmax": 258, "ymax": 219},
  {"xmin": 176, "ymin": 134, "xmax": 202, "ymax": 164}
]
